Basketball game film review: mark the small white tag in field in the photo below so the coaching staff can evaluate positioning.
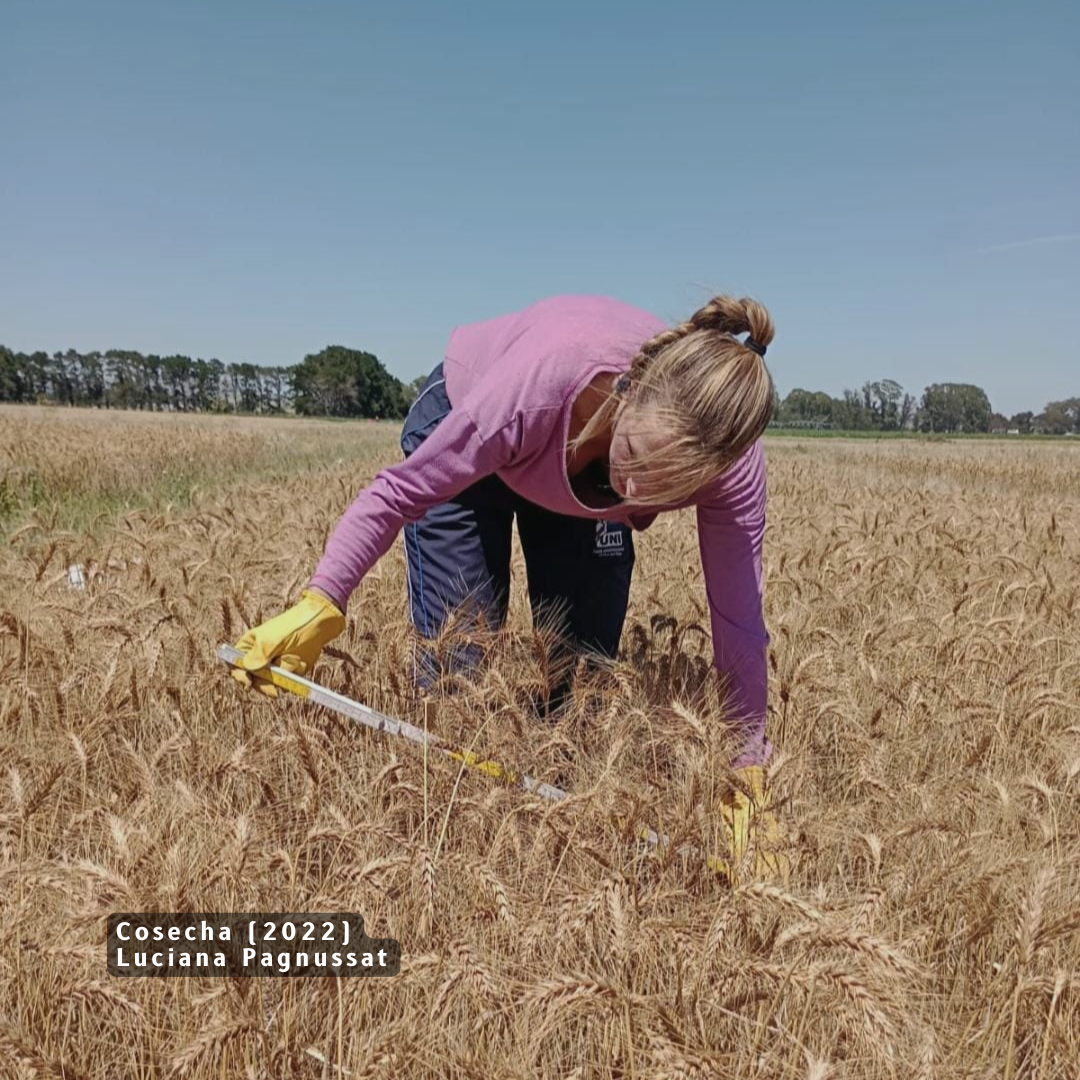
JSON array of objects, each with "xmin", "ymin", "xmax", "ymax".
[
  {"xmin": 67, "ymin": 564, "xmax": 87, "ymax": 590},
  {"xmin": 305, "ymin": 1047, "xmax": 352, "ymax": 1075}
]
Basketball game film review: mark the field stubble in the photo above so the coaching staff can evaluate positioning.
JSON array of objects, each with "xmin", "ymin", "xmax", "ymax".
[{"xmin": 2, "ymin": 407, "xmax": 1079, "ymax": 1078}]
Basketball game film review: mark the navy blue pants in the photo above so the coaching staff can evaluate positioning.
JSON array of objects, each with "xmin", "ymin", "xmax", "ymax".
[{"xmin": 400, "ymin": 362, "xmax": 635, "ymax": 714}]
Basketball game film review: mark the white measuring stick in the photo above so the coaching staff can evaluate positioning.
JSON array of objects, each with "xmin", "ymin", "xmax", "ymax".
[
  {"xmin": 215, "ymin": 646, "xmax": 725, "ymax": 870},
  {"xmin": 217, "ymin": 644, "xmax": 572, "ymax": 805}
]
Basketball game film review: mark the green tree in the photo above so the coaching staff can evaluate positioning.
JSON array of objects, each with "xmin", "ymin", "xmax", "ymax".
[
  {"xmin": 862, "ymin": 379, "xmax": 905, "ymax": 429},
  {"xmin": 161, "ymin": 355, "xmax": 194, "ymax": 410},
  {"xmin": 25, "ymin": 351, "xmax": 51, "ymax": 400},
  {"xmin": 81, "ymin": 352, "xmax": 106, "ymax": 406},
  {"xmin": 1039, "ymin": 397, "xmax": 1080, "ymax": 434},
  {"xmin": 50, "ymin": 350, "xmax": 81, "ymax": 405},
  {"xmin": 1036, "ymin": 401, "xmax": 1072, "ymax": 435},
  {"xmin": 104, "ymin": 351, "xmax": 139, "ymax": 409},
  {"xmin": 232, "ymin": 362, "xmax": 262, "ymax": 413},
  {"xmin": 191, "ymin": 359, "xmax": 225, "ymax": 411},
  {"xmin": 898, "ymin": 392, "xmax": 916, "ymax": 431},
  {"xmin": 402, "ymin": 374, "xmax": 429, "ymax": 411},
  {"xmin": 778, "ymin": 388, "xmax": 836, "ymax": 427},
  {"xmin": 291, "ymin": 346, "xmax": 409, "ymax": 419},
  {"xmin": 266, "ymin": 367, "xmax": 292, "ymax": 413},
  {"xmin": 917, "ymin": 383, "xmax": 992, "ymax": 433},
  {"xmin": 835, "ymin": 389, "xmax": 873, "ymax": 430},
  {"xmin": 0, "ymin": 347, "xmax": 30, "ymax": 401}
]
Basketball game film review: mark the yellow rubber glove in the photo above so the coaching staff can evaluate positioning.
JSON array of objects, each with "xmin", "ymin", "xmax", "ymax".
[
  {"xmin": 231, "ymin": 589, "xmax": 346, "ymax": 698},
  {"xmin": 716, "ymin": 765, "xmax": 790, "ymax": 887}
]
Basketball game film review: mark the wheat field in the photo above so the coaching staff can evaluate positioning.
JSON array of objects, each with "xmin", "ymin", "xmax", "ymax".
[{"xmin": 2, "ymin": 405, "xmax": 1079, "ymax": 1079}]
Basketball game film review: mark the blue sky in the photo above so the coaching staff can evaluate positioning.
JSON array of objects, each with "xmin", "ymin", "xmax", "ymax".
[{"xmin": 2, "ymin": 0, "xmax": 1077, "ymax": 415}]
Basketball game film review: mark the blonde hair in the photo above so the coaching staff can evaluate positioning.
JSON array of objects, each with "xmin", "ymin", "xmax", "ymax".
[{"xmin": 570, "ymin": 295, "xmax": 775, "ymax": 507}]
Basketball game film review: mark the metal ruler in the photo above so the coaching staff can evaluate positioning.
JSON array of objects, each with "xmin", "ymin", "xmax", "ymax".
[{"xmin": 216, "ymin": 644, "xmax": 726, "ymax": 873}]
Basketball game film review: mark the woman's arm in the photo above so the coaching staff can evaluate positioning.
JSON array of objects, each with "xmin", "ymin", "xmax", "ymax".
[
  {"xmin": 308, "ymin": 402, "xmax": 524, "ymax": 611},
  {"xmin": 694, "ymin": 440, "xmax": 772, "ymax": 769}
]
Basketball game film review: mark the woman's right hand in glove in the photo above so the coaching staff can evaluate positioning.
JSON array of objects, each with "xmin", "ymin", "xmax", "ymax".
[{"xmin": 231, "ymin": 588, "xmax": 346, "ymax": 698}]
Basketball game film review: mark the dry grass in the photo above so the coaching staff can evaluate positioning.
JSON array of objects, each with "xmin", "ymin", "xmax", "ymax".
[
  {"xmin": 0, "ymin": 404, "xmax": 397, "ymax": 534},
  {"xmin": 2, "ymin": 407, "xmax": 1079, "ymax": 1078}
]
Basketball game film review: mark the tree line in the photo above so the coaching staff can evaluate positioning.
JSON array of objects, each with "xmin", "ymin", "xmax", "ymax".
[
  {"xmin": 0, "ymin": 345, "xmax": 426, "ymax": 419},
  {"xmin": 3, "ymin": 345, "xmax": 1076, "ymax": 434},
  {"xmin": 773, "ymin": 379, "xmax": 1080, "ymax": 435}
]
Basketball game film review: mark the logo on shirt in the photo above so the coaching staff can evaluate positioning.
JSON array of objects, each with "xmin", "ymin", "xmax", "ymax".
[{"xmin": 593, "ymin": 520, "xmax": 626, "ymax": 557}]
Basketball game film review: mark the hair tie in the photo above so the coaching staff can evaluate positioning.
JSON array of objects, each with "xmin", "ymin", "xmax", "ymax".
[
  {"xmin": 745, "ymin": 337, "xmax": 767, "ymax": 358},
  {"xmin": 615, "ymin": 374, "xmax": 631, "ymax": 394}
]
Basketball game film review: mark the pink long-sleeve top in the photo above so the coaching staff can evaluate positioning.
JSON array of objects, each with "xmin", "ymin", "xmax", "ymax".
[{"xmin": 310, "ymin": 294, "xmax": 771, "ymax": 767}]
